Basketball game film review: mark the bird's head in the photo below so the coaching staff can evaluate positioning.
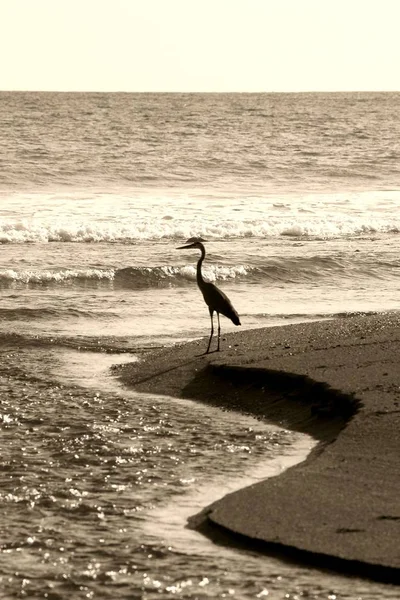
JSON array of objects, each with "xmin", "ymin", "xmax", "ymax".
[{"xmin": 176, "ymin": 237, "xmax": 207, "ymax": 250}]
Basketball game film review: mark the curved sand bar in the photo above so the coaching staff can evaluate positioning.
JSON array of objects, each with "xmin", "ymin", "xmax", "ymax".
[{"xmin": 117, "ymin": 313, "xmax": 400, "ymax": 584}]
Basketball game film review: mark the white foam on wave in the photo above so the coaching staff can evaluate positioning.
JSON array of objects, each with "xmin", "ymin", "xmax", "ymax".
[
  {"xmin": 0, "ymin": 264, "xmax": 250, "ymax": 286},
  {"xmin": 2, "ymin": 189, "xmax": 400, "ymax": 243},
  {"xmin": 177, "ymin": 263, "xmax": 250, "ymax": 282},
  {"xmin": 0, "ymin": 268, "xmax": 115, "ymax": 284},
  {"xmin": 280, "ymin": 218, "xmax": 400, "ymax": 238},
  {"xmin": 1, "ymin": 215, "xmax": 400, "ymax": 244}
]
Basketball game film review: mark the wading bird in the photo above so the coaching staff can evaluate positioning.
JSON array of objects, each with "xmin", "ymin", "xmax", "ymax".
[{"xmin": 177, "ymin": 237, "xmax": 241, "ymax": 353}]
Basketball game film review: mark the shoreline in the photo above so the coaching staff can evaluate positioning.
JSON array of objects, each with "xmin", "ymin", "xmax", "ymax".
[{"xmin": 116, "ymin": 312, "xmax": 400, "ymax": 585}]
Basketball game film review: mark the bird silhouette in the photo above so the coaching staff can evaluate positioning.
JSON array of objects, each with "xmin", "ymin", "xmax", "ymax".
[{"xmin": 177, "ymin": 237, "xmax": 241, "ymax": 353}]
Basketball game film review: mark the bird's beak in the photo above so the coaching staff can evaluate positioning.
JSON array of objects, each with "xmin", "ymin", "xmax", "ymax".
[
  {"xmin": 176, "ymin": 243, "xmax": 195, "ymax": 249},
  {"xmin": 176, "ymin": 238, "xmax": 207, "ymax": 249}
]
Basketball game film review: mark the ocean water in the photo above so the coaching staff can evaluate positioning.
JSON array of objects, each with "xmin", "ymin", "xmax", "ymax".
[{"xmin": 0, "ymin": 91, "xmax": 399, "ymax": 599}]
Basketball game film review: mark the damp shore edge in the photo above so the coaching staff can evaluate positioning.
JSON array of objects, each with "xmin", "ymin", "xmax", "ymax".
[{"xmin": 116, "ymin": 313, "xmax": 400, "ymax": 585}]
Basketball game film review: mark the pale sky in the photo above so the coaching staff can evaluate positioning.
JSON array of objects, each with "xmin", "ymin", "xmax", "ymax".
[{"xmin": 1, "ymin": 0, "xmax": 400, "ymax": 92}]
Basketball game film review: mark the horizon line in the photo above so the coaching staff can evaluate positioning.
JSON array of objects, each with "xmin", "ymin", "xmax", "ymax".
[{"xmin": 1, "ymin": 88, "xmax": 399, "ymax": 94}]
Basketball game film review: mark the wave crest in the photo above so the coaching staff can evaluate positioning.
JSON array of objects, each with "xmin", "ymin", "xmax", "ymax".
[
  {"xmin": 115, "ymin": 264, "xmax": 250, "ymax": 288},
  {"xmin": 0, "ymin": 264, "xmax": 250, "ymax": 289},
  {"xmin": 1, "ymin": 215, "xmax": 400, "ymax": 244},
  {"xmin": 1, "ymin": 254, "xmax": 398, "ymax": 290},
  {"xmin": 0, "ymin": 268, "xmax": 115, "ymax": 285}
]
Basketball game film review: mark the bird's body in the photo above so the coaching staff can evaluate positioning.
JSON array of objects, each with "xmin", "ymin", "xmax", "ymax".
[{"xmin": 177, "ymin": 238, "xmax": 241, "ymax": 353}]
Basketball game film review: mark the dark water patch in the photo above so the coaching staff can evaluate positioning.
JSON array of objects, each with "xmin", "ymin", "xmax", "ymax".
[
  {"xmin": 255, "ymin": 255, "xmax": 400, "ymax": 285},
  {"xmin": 0, "ymin": 331, "xmax": 137, "ymax": 354},
  {"xmin": 0, "ymin": 307, "xmax": 113, "ymax": 321}
]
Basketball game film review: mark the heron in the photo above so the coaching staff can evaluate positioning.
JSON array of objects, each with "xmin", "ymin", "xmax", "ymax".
[{"xmin": 177, "ymin": 237, "xmax": 241, "ymax": 353}]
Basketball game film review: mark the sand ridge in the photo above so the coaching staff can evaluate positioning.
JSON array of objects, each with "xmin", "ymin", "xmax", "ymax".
[{"xmin": 117, "ymin": 313, "xmax": 400, "ymax": 584}]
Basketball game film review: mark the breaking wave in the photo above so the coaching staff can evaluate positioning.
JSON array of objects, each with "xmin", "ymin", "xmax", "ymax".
[
  {"xmin": 1, "ymin": 255, "xmax": 399, "ymax": 290},
  {"xmin": 1, "ymin": 214, "xmax": 400, "ymax": 244},
  {"xmin": 0, "ymin": 264, "xmax": 250, "ymax": 289},
  {"xmin": 114, "ymin": 264, "xmax": 251, "ymax": 288},
  {"xmin": 0, "ymin": 268, "xmax": 115, "ymax": 285}
]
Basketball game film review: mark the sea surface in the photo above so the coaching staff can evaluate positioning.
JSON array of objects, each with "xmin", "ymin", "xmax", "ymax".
[{"xmin": 0, "ymin": 91, "xmax": 399, "ymax": 599}]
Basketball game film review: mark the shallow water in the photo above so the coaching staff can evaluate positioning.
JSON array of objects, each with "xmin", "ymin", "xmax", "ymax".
[{"xmin": 0, "ymin": 340, "xmax": 398, "ymax": 600}]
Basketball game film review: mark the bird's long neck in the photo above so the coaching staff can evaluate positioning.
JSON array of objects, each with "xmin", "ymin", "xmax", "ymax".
[{"xmin": 196, "ymin": 243, "xmax": 206, "ymax": 287}]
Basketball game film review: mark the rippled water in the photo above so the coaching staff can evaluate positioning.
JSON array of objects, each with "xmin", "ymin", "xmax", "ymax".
[{"xmin": 0, "ymin": 340, "xmax": 398, "ymax": 599}]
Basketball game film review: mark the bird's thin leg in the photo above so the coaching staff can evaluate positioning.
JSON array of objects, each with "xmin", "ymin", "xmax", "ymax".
[
  {"xmin": 217, "ymin": 312, "xmax": 221, "ymax": 351},
  {"xmin": 206, "ymin": 310, "xmax": 214, "ymax": 354}
]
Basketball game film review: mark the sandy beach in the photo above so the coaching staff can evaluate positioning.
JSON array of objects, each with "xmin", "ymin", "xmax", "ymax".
[{"xmin": 117, "ymin": 312, "xmax": 400, "ymax": 585}]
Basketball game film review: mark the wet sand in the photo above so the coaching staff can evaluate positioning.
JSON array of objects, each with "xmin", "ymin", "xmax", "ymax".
[{"xmin": 117, "ymin": 312, "xmax": 400, "ymax": 584}]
